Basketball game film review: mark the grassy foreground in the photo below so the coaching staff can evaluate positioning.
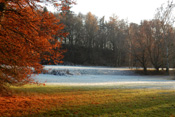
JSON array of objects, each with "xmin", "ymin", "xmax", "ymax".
[{"xmin": 1, "ymin": 85, "xmax": 175, "ymax": 117}]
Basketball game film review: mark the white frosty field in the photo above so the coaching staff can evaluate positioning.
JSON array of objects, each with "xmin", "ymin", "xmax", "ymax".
[{"xmin": 34, "ymin": 65, "xmax": 175, "ymax": 89}]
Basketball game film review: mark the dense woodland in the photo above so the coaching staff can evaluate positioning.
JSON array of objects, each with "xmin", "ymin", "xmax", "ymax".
[{"xmin": 47, "ymin": 1, "xmax": 175, "ymax": 74}]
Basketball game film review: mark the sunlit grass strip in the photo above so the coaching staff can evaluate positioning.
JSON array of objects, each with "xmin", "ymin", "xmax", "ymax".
[{"xmin": 0, "ymin": 85, "xmax": 175, "ymax": 116}]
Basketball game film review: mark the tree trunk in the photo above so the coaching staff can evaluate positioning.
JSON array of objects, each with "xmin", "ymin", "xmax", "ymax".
[
  {"xmin": 156, "ymin": 67, "xmax": 159, "ymax": 72},
  {"xmin": 165, "ymin": 37, "xmax": 169, "ymax": 75},
  {"xmin": 144, "ymin": 67, "xmax": 147, "ymax": 74}
]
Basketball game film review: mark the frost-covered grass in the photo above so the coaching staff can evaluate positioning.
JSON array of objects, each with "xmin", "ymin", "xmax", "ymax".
[
  {"xmin": 42, "ymin": 65, "xmax": 137, "ymax": 75},
  {"xmin": 33, "ymin": 65, "xmax": 175, "ymax": 89},
  {"xmin": 2, "ymin": 85, "xmax": 174, "ymax": 116},
  {"xmin": 42, "ymin": 65, "xmax": 175, "ymax": 75}
]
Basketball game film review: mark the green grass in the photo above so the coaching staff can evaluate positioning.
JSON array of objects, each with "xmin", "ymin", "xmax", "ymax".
[{"xmin": 10, "ymin": 85, "xmax": 175, "ymax": 117}]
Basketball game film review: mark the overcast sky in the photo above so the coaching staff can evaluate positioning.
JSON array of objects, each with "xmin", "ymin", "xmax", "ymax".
[{"xmin": 71, "ymin": 0, "xmax": 169, "ymax": 24}]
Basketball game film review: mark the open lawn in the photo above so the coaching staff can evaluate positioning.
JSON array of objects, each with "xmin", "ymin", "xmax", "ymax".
[
  {"xmin": 34, "ymin": 65, "xmax": 175, "ymax": 89},
  {"xmin": 1, "ymin": 85, "xmax": 175, "ymax": 117}
]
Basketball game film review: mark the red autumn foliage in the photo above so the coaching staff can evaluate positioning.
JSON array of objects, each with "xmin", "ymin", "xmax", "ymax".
[{"xmin": 0, "ymin": 0, "xmax": 73, "ymax": 95}]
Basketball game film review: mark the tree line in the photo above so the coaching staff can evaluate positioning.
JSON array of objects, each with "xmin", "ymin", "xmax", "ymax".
[
  {"xmin": 56, "ymin": 12, "xmax": 129, "ymax": 67},
  {"xmin": 55, "ymin": 1, "xmax": 175, "ymax": 74}
]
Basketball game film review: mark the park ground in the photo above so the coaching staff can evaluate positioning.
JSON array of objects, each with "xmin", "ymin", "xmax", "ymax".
[
  {"xmin": 1, "ymin": 85, "xmax": 175, "ymax": 117},
  {"xmin": 1, "ymin": 65, "xmax": 175, "ymax": 116}
]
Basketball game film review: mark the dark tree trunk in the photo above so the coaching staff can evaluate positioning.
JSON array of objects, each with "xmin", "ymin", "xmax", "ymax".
[{"xmin": 144, "ymin": 67, "xmax": 147, "ymax": 75}]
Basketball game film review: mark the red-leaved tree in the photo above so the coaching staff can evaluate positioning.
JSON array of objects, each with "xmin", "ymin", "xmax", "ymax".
[{"xmin": 0, "ymin": 0, "xmax": 73, "ymax": 95}]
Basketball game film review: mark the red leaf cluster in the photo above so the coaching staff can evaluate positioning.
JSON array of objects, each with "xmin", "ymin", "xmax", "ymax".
[{"xmin": 0, "ymin": 0, "xmax": 70, "ymax": 86}]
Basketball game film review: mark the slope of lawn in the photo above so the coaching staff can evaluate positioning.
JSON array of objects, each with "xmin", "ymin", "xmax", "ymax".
[{"xmin": 1, "ymin": 85, "xmax": 175, "ymax": 117}]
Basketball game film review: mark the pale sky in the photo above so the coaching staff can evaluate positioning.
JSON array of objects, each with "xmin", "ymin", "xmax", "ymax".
[{"xmin": 71, "ymin": 0, "xmax": 169, "ymax": 24}]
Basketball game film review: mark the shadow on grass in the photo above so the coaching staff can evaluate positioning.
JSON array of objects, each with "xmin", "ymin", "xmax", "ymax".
[
  {"xmin": 24, "ymin": 90, "xmax": 175, "ymax": 117},
  {"xmin": 134, "ymin": 70, "xmax": 168, "ymax": 75},
  {"xmin": 27, "ymin": 101, "xmax": 175, "ymax": 117}
]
